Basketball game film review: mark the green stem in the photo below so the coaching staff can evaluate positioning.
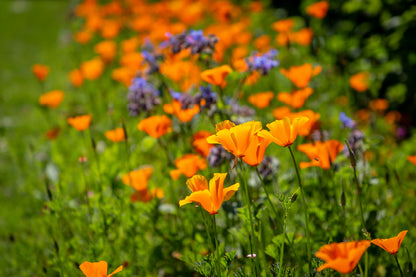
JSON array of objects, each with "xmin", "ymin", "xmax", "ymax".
[
  {"xmin": 352, "ymin": 165, "xmax": 366, "ymax": 231},
  {"xmin": 358, "ymin": 264, "xmax": 364, "ymax": 277},
  {"xmin": 288, "ymin": 146, "xmax": 311, "ymax": 274},
  {"xmin": 199, "ymin": 207, "xmax": 213, "ymax": 253},
  {"xmin": 255, "ymin": 167, "xmax": 278, "ymax": 219},
  {"xmin": 278, "ymin": 213, "xmax": 287, "ymax": 277},
  {"xmin": 394, "ymin": 255, "xmax": 404, "ymax": 277},
  {"xmin": 239, "ymin": 161, "xmax": 259, "ymax": 277},
  {"xmin": 213, "ymin": 214, "xmax": 221, "ymax": 277},
  {"xmin": 157, "ymin": 137, "xmax": 175, "ymax": 166}
]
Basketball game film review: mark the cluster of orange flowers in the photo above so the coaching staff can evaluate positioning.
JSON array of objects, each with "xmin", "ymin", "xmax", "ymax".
[
  {"xmin": 31, "ymin": 0, "xmax": 414, "ymax": 274},
  {"xmin": 315, "ymin": 230, "xmax": 408, "ymax": 273},
  {"xmin": 122, "ymin": 166, "xmax": 163, "ymax": 202}
]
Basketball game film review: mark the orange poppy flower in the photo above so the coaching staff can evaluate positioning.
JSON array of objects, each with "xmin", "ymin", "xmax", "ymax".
[
  {"xmin": 384, "ymin": 111, "xmax": 401, "ymax": 125},
  {"xmin": 138, "ymin": 115, "xmax": 172, "ymax": 138},
  {"xmin": 315, "ymin": 241, "xmax": 371, "ymax": 273},
  {"xmin": 79, "ymin": 261, "xmax": 123, "ymax": 277},
  {"xmin": 207, "ymin": 120, "xmax": 263, "ymax": 158},
  {"xmin": 277, "ymin": 87, "xmax": 313, "ymax": 109},
  {"xmin": 371, "ymin": 230, "xmax": 408, "ymax": 255},
  {"xmin": 248, "ymin": 91, "xmax": 274, "ymax": 109},
  {"xmin": 215, "ymin": 120, "xmax": 236, "ymax": 131},
  {"xmin": 122, "ymin": 166, "xmax": 153, "ymax": 192},
  {"xmin": 292, "ymin": 110, "xmax": 321, "ymax": 136},
  {"xmin": 272, "ymin": 109, "xmax": 320, "ymax": 137},
  {"xmin": 177, "ymin": 2, "xmax": 203, "ymax": 25},
  {"xmin": 245, "ymin": 70, "xmax": 261, "ymax": 85},
  {"xmin": 407, "ymin": 156, "xmax": 416, "ymax": 166},
  {"xmin": 39, "ymin": 90, "xmax": 65, "ymax": 109},
  {"xmin": 271, "ymin": 19, "xmax": 295, "ymax": 33},
  {"xmin": 179, "ymin": 173, "xmax": 239, "ymax": 214},
  {"xmin": 369, "ymin": 98, "xmax": 389, "ymax": 113},
  {"xmin": 74, "ymin": 29, "xmax": 93, "ymax": 44},
  {"xmin": 119, "ymin": 52, "xmax": 144, "ymax": 71},
  {"xmin": 232, "ymin": 46, "xmax": 248, "ymax": 61},
  {"xmin": 356, "ymin": 109, "xmax": 371, "ymax": 123},
  {"xmin": 94, "ymin": 40, "xmax": 117, "ymax": 62},
  {"xmin": 254, "ymin": 35, "xmax": 271, "ymax": 52},
  {"xmin": 250, "ymin": 1, "xmax": 263, "ymax": 12},
  {"xmin": 111, "ymin": 67, "xmax": 136, "ymax": 87},
  {"xmin": 276, "ymin": 32, "xmax": 290, "ymax": 47},
  {"xmin": 170, "ymin": 154, "xmax": 207, "ymax": 180},
  {"xmin": 291, "ymin": 28, "xmax": 314, "ymax": 46},
  {"xmin": 85, "ymin": 13, "xmax": 102, "ymax": 32},
  {"xmin": 32, "ymin": 64, "xmax": 49, "ymax": 81},
  {"xmin": 67, "ymin": 114, "xmax": 92, "ymax": 131},
  {"xmin": 213, "ymin": 41, "xmax": 225, "ymax": 63},
  {"xmin": 272, "ymin": 106, "xmax": 292, "ymax": 119},
  {"xmin": 105, "ymin": 127, "xmax": 125, "ymax": 142},
  {"xmin": 298, "ymin": 140, "xmax": 343, "ymax": 170},
  {"xmin": 280, "ymin": 63, "xmax": 322, "ymax": 88},
  {"xmin": 69, "ymin": 69, "xmax": 84, "ymax": 87},
  {"xmin": 130, "ymin": 187, "xmax": 164, "ymax": 203},
  {"xmin": 163, "ymin": 100, "xmax": 200, "ymax": 123},
  {"xmin": 242, "ymin": 134, "xmax": 272, "ymax": 166},
  {"xmin": 201, "ymin": 65, "xmax": 233, "ymax": 88},
  {"xmin": 258, "ymin": 117, "xmax": 309, "ymax": 147},
  {"xmin": 306, "ymin": 1, "xmax": 329, "ymax": 19},
  {"xmin": 100, "ymin": 20, "xmax": 120, "ymax": 39},
  {"xmin": 349, "ymin": 72, "xmax": 369, "ymax": 92},
  {"xmin": 160, "ymin": 60, "xmax": 201, "ymax": 91},
  {"xmin": 121, "ymin": 37, "xmax": 140, "ymax": 53},
  {"xmin": 80, "ymin": 57, "xmax": 104, "ymax": 80},
  {"xmin": 192, "ymin": 131, "xmax": 214, "ymax": 157},
  {"xmin": 130, "ymin": 14, "xmax": 154, "ymax": 32}
]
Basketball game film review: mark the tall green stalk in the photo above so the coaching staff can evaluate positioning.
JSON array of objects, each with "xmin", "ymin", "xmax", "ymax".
[
  {"xmin": 394, "ymin": 254, "xmax": 404, "ymax": 277},
  {"xmin": 288, "ymin": 146, "xmax": 312, "ymax": 274},
  {"xmin": 212, "ymin": 214, "xmax": 221, "ymax": 277},
  {"xmin": 239, "ymin": 160, "xmax": 259, "ymax": 277},
  {"xmin": 255, "ymin": 167, "xmax": 278, "ymax": 219},
  {"xmin": 346, "ymin": 141, "xmax": 370, "ymax": 277},
  {"xmin": 278, "ymin": 211, "xmax": 287, "ymax": 277}
]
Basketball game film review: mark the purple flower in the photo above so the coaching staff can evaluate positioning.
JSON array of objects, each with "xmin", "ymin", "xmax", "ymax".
[
  {"xmin": 141, "ymin": 51, "xmax": 159, "ymax": 75},
  {"xmin": 395, "ymin": 126, "xmax": 407, "ymax": 139},
  {"xmin": 343, "ymin": 129, "xmax": 365, "ymax": 157},
  {"xmin": 228, "ymin": 99, "xmax": 255, "ymax": 117},
  {"xmin": 246, "ymin": 49, "xmax": 279, "ymax": 75},
  {"xmin": 160, "ymin": 30, "xmax": 218, "ymax": 55},
  {"xmin": 127, "ymin": 77, "xmax": 160, "ymax": 116},
  {"xmin": 258, "ymin": 156, "xmax": 280, "ymax": 180},
  {"xmin": 160, "ymin": 31, "xmax": 187, "ymax": 54},
  {"xmin": 207, "ymin": 145, "xmax": 232, "ymax": 168},
  {"xmin": 170, "ymin": 90, "xmax": 197, "ymax": 110},
  {"xmin": 185, "ymin": 30, "xmax": 218, "ymax": 54},
  {"xmin": 340, "ymin": 112, "xmax": 356, "ymax": 129},
  {"xmin": 195, "ymin": 85, "xmax": 217, "ymax": 115}
]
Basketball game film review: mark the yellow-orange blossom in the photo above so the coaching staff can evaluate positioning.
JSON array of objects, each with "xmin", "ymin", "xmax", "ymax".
[{"xmin": 179, "ymin": 173, "xmax": 239, "ymax": 215}]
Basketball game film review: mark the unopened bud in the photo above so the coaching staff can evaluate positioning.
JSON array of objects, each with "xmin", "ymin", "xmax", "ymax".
[
  {"xmin": 345, "ymin": 141, "xmax": 356, "ymax": 167},
  {"xmin": 290, "ymin": 192, "xmax": 298, "ymax": 203},
  {"xmin": 340, "ymin": 190, "xmax": 346, "ymax": 207},
  {"xmin": 122, "ymin": 121, "xmax": 129, "ymax": 141},
  {"xmin": 90, "ymin": 135, "xmax": 96, "ymax": 150}
]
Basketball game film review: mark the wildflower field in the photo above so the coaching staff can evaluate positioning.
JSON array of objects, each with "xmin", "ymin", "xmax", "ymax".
[{"xmin": 2, "ymin": 0, "xmax": 416, "ymax": 276}]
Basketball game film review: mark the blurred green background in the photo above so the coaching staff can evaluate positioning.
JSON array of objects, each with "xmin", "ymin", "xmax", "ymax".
[{"xmin": 0, "ymin": 1, "xmax": 73, "ymax": 274}]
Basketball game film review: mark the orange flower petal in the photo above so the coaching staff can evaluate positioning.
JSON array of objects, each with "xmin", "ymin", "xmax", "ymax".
[
  {"xmin": 371, "ymin": 230, "xmax": 408, "ymax": 255},
  {"xmin": 79, "ymin": 261, "xmax": 108, "ymax": 277}
]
